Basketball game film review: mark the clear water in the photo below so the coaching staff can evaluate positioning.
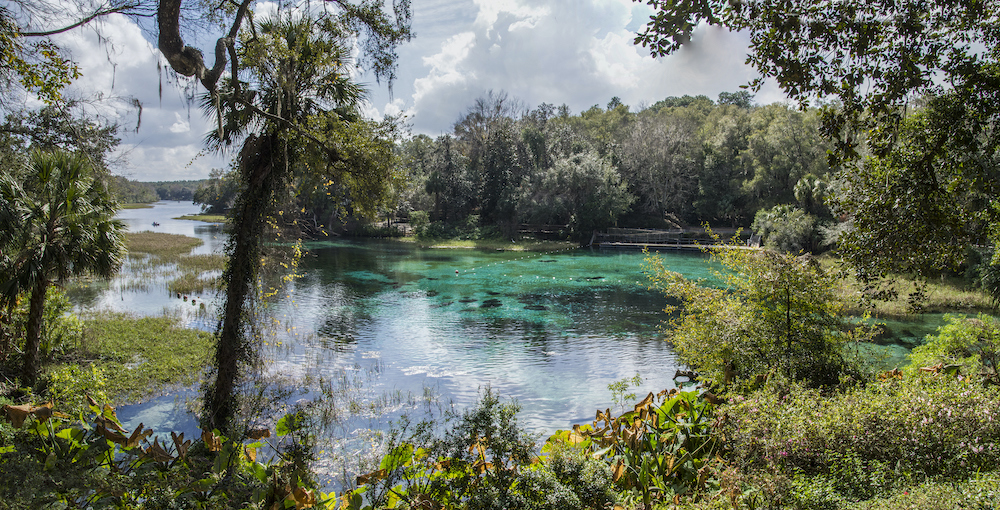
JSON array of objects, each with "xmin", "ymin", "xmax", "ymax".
[{"xmin": 73, "ymin": 202, "xmax": 956, "ymax": 454}]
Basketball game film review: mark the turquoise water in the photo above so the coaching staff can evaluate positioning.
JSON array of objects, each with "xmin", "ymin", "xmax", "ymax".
[
  {"xmin": 70, "ymin": 202, "xmax": 964, "ymax": 486},
  {"xmin": 265, "ymin": 238, "xmax": 719, "ymax": 431}
]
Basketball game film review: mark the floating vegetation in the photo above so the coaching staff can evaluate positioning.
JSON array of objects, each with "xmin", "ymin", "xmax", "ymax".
[
  {"xmin": 167, "ymin": 271, "xmax": 220, "ymax": 295},
  {"xmin": 127, "ymin": 231, "xmax": 203, "ymax": 261},
  {"xmin": 458, "ymin": 297, "xmax": 477, "ymax": 303},
  {"xmin": 524, "ymin": 304, "xmax": 549, "ymax": 311},
  {"xmin": 176, "ymin": 254, "xmax": 226, "ymax": 272}
]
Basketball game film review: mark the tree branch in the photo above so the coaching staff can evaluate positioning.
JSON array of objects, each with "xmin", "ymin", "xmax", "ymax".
[
  {"xmin": 232, "ymin": 97, "xmax": 342, "ymax": 162},
  {"xmin": 157, "ymin": 0, "xmax": 252, "ymax": 92},
  {"xmin": 19, "ymin": 2, "xmax": 150, "ymax": 37}
]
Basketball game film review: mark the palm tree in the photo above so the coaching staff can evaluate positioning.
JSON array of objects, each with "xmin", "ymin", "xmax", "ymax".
[
  {"xmin": 199, "ymin": 13, "xmax": 397, "ymax": 431},
  {"xmin": 0, "ymin": 149, "xmax": 126, "ymax": 385}
]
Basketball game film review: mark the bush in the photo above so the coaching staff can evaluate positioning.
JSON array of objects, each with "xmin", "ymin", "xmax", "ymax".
[
  {"xmin": 0, "ymin": 400, "xmax": 334, "ymax": 509},
  {"xmin": 3, "ymin": 288, "xmax": 84, "ymax": 364},
  {"xmin": 752, "ymin": 204, "xmax": 820, "ymax": 253},
  {"xmin": 645, "ymin": 237, "xmax": 854, "ymax": 387},
  {"xmin": 43, "ymin": 364, "xmax": 110, "ymax": 416},
  {"xmin": 720, "ymin": 376, "xmax": 1000, "ymax": 504},
  {"xmin": 907, "ymin": 313, "xmax": 1000, "ymax": 383},
  {"xmin": 353, "ymin": 388, "xmax": 617, "ymax": 510}
]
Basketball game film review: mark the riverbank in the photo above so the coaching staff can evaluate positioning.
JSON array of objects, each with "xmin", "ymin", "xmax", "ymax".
[
  {"xmin": 820, "ymin": 255, "xmax": 995, "ymax": 318},
  {"xmin": 174, "ymin": 213, "xmax": 227, "ymax": 223},
  {"xmin": 394, "ymin": 236, "xmax": 577, "ymax": 252}
]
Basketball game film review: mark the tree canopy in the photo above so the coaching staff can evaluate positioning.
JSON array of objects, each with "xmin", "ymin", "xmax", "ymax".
[{"xmin": 634, "ymin": 0, "xmax": 1000, "ymax": 295}]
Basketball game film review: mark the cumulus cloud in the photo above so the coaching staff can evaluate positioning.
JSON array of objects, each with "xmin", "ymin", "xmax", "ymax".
[
  {"xmin": 369, "ymin": 0, "xmax": 784, "ymax": 135},
  {"xmin": 51, "ymin": 13, "xmax": 228, "ymax": 181},
  {"xmin": 32, "ymin": 0, "xmax": 785, "ymax": 180}
]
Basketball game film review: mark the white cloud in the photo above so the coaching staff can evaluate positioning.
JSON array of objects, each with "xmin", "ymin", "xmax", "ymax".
[
  {"xmin": 49, "ymin": 13, "xmax": 228, "ymax": 181},
  {"xmin": 33, "ymin": 0, "xmax": 787, "ymax": 179},
  {"xmin": 365, "ymin": 0, "xmax": 785, "ymax": 135},
  {"xmin": 169, "ymin": 112, "xmax": 191, "ymax": 134}
]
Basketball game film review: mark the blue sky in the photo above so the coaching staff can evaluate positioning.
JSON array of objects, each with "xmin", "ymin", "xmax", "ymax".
[{"xmin": 46, "ymin": 0, "xmax": 783, "ymax": 182}]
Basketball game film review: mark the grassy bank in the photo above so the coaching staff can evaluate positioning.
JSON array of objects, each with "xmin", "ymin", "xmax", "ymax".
[
  {"xmin": 174, "ymin": 213, "xmax": 227, "ymax": 223},
  {"xmin": 822, "ymin": 256, "xmax": 995, "ymax": 317},
  {"xmin": 43, "ymin": 312, "xmax": 213, "ymax": 411},
  {"xmin": 119, "ymin": 203, "xmax": 154, "ymax": 209},
  {"xmin": 398, "ymin": 236, "xmax": 577, "ymax": 252}
]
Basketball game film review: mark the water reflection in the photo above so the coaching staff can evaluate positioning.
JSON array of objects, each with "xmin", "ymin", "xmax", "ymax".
[{"xmin": 74, "ymin": 202, "xmax": 953, "ymax": 475}]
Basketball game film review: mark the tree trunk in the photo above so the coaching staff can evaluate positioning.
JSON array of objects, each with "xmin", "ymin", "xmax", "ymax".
[
  {"xmin": 21, "ymin": 278, "xmax": 48, "ymax": 386},
  {"xmin": 204, "ymin": 134, "xmax": 276, "ymax": 433}
]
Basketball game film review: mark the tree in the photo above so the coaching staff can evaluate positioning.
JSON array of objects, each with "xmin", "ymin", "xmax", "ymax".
[
  {"xmin": 619, "ymin": 105, "xmax": 703, "ymax": 223},
  {"xmin": 633, "ymin": 0, "xmax": 1000, "ymax": 293},
  {"xmin": 634, "ymin": 0, "xmax": 998, "ymax": 154},
  {"xmin": 751, "ymin": 204, "xmax": 818, "ymax": 254},
  {"xmin": 0, "ymin": 102, "xmax": 122, "ymax": 172},
  {"xmin": 424, "ymin": 135, "xmax": 474, "ymax": 223},
  {"xmin": 0, "ymin": 150, "xmax": 126, "ymax": 385},
  {"xmin": 192, "ymin": 168, "xmax": 240, "ymax": 214},
  {"xmin": 174, "ymin": 8, "xmax": 407, "ymax": 431},
  {"xmin": 833, "ymin": 94, "xmax": 1000, "ymax": 292},
  {"xmin": 517, "ymin": 151, "xmax": 634, "ymax": 240},
  {"xmin": 645, "ymin": 238, "xmax": 847, "ymax": 387}
]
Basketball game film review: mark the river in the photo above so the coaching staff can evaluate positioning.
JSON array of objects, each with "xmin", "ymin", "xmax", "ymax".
[{"xmin": 69, "ymin": 201, "xmax": 946, "ymax": 485}]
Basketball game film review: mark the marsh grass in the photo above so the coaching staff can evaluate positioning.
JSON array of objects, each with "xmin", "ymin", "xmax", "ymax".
[
  {"xmin": 177, "ymin": 254, "xmax": 226, "ymax": 272},
  {"xmin": 400, "ymin": 237, "xmax": 577, "ymax": 252},
  {"xmin": 820, "ymin": 256, "xmax": 994, "ymax": 318},
  {"xmin": 174, "ymin": 213, "xmax": 227, "ymax": 223},
  {"xmin": 59, "ymin": 311, "xmax": 214, "ymax": 404},
  {"xmin": 168, "ymin": 271, "xmax": 220, "ymax": 295},
  {"xmin": 119, "ymin": 203, "xmax": 154, "ymax": 209},
  {"xmin": 127, "ymin": 231, "xmax": 203, "ymax": 261}
]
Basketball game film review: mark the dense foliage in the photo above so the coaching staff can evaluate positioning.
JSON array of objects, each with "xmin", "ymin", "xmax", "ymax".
[
  {"xmin": 0, "ymin": 150, "xmax": 126, "ymax": 385},
  {"xmin": 391, "ymin": 95, "xmax": 835, "ymax": 242},
  {"xmin": 645, "ymin": 240, "xmax": 852, "ymax": 387}
]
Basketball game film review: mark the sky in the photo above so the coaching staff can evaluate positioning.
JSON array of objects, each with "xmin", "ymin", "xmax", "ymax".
[{"xmin": 44, "ymin": 0, "xmax": 785, "ymax": 182}]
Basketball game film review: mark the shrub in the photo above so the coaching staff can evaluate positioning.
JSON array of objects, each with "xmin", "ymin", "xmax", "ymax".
[
  {"xmin": 645, "ymin": 237, "xmax": 854, "ymax": 387},
  {"xmin": 906, "ymin": 313, "xmax": 1000, "ymax": 384},
  {"xmin": 43, "ymin": 364, "xmax": 110, "ymax": 416},
  {"xmin": 720, "ymin": 376, "xmax": 1000, "ymax": 504},
  {"xmin": 353, "ymin": 388, "xmax": 617, "ymax": 510},
  {"xmin": 752, "ymin": 204, "xmax": 819, "ymax": 253}
]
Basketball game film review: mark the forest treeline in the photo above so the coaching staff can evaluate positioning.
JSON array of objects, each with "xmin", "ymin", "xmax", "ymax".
[
  {"xmin": 195, "ymin": 90, "xmax": 835, "ymax": 246},
  {"xmin": 111, "ymin": 176, "xmax": 205, "ymax": 204}
]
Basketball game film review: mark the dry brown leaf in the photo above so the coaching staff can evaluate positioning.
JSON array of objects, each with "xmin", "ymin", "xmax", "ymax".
[
  {"xmin": 3, "ymin": 404, "xmax": 33, "ymax": 428},
  {"xmin": 356, "ymin": 468, "xmax": 386, "ymax": 485},
  {"xmin": 171, "ymin": 431, "xmax": 191, "ymax": 460},
  {"xmin": 144, "ymin": 438, "xmax": 174, "ymax": 462},
  {"xmin": 247, "ymin": 428, "xmax": 271, "ymax": 440},
  {"xmin": 202, "ymin": 429, "xmax": 222, "ymax": 452},
  {"xmin": 292, "ymin": 487, "xmax": 316, "ymax": 508},
  {"xmin": 612, "ymin": 460, "xmax": 624, "ymax": 482},
  {"xmin": 126, "ymin": 423, "xmax": 154, "ymax": 448}
]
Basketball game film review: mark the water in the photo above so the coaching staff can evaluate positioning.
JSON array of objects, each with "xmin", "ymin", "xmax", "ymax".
[{"xmin": 71, "ymin": 201, "xmax": 955, "ymax": 484}]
